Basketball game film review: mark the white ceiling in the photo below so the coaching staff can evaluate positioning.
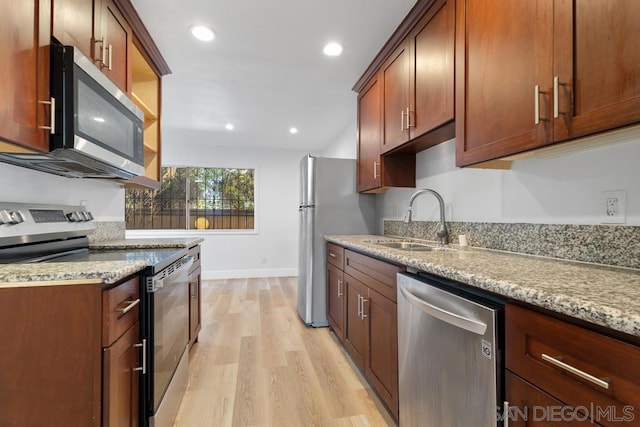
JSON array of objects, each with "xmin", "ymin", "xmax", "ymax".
[{"xmin": 130, "ymin": 0, "xmax": 417, "ymax": 152}]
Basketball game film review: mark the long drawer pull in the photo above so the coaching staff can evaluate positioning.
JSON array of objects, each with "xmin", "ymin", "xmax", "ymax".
[
  {"xmin": 541, "ymin": 353, "xmax": 610, "ymax": 390},
  {"xmin": 117, "ymin": 298, "xmax": 140, "ymax": 314},
  {"xmin": 328, "ymin": 252, "xmax": 337, "ymax": 258}
]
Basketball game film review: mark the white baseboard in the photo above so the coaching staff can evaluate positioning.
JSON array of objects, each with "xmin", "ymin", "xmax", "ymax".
[{"xmin": 202, "ymin": 268, "xmax": 297, "ymax": 280}]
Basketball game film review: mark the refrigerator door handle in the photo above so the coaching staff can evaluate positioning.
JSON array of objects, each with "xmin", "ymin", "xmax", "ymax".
[{"xmin": 398, "ymin": 284, "xmax": 487, "ymax": 335}]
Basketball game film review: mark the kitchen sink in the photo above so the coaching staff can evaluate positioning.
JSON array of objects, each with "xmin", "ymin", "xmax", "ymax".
[{"xmin": 374, "ymin": 241, "xmax": 457, "ymax": 252}]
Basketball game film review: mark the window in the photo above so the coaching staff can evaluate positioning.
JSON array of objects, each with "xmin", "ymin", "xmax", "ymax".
[{"xmin": 126, "ymin": 167, "xmax": 255, "ymax": 230}]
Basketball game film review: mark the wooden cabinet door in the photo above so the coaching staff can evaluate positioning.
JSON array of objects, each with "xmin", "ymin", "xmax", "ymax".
[
  {"xmin": 409, "ymin": 0, "xmax": 454, "ymax": 139},
  {"xmin": 365, "ymin": 287, "xmax": 398, "ymax": 418},
  {"xmin": 553, "ymin": 0, "xmax": 640, "ymax": 142},
  {"xmin": 0, "ymin": 284, "xmax": 102, "ymax": 426},
  {"xmin": 506, "ymin": 371, "xmax": 603, "ymax": 426},
  {"xmin": 189, "ymin": 266, "xmax": 202, "ymax": 347},
  {"xmin": 357, "ymin": 76, "xmax": 382, "ymax": 192},
  {"xmin": 456, "ymin": 0, "xmax": 553, "ymax": 166},
  {"xmin": 343, "ymin": 274, "xmax": 368, "ymax": 370},
  {"xmin": 103, "ymin": 322, "xmax": 140, "ymax": 427},
  {"xmin": 0, "ymin": 0, "xmax": 51, "ymax": 151},
  {"xmin": 99, "ymin": 0, "xmax": 132, "ymax": 93},
  {"xmin": 381, "ymin": 41, "xmax": 411, "ymax": 153},
  {"xmin": 326, "ymin": 263, "xmax": 346, "ymax": 341},
  {"xmin": 52, "ymin": 0, "xmax": 95, "ymax": 60}
]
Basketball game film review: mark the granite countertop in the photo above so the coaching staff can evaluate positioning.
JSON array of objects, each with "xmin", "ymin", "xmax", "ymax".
[
  {"xmin": 0, "ymin": 237, "xmax": 204, "ymax": 286},
  {"xmin": 89, "ymin": 237, "xmax": 204, "ymax": 250},
  {"xmin": 0, "ymin": 260, "xmax": 147, "ymax": 286},
  {"xmin": 325, "ymin": 234, "xmax": 640, "ymax": 338}
]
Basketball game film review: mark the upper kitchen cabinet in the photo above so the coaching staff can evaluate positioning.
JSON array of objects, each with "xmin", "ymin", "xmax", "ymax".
[
  {"xmin": 357, "ymin": 74, "xmax": 415, "ymax": 193},
  {"xmin": 0, "ymin": 1, "xmax": 51, "ymax": 153},
  {"xmin": 381, "ymin": 0, "xmax": 455, "ymax": 155},
  {"xmin": 54, "ymin": 0, "xmax": 132, "ymax": 93},
  {"xmin": 456, "ymin": 0, "xmax": 640, "ymax": 167},
  {"xmin": 52, "ymin": 0, "xmax": 95, "ymax": 60},
  {"xmin": 97, "ymin": 0, "xmax": 133, "ymax": 93}
]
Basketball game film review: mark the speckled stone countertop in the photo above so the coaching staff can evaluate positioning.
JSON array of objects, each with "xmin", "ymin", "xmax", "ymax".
[
  {"xmin": 325, "ymin": 235, "xmax": 640, "ymax": 338},
  {"xmin": 0, "ymin": 238, "xmax": 204, "ymax": 286},
  {"xmin": 89, "ymin": 237, "xmax": 204, "ymax": 250},
  {"xmin": 0, "ymin": 261, "xmax": 147, "ymax": 286}
]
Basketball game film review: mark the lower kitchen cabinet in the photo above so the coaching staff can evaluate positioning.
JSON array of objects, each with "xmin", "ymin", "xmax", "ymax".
[
  {"xmin": 505, "ymin": 304, "xmax": 640, "ymax": 426},
  {"xmin": 0, "ymin": 275, "xmax": 142, "ymax": 427},
  {"xmin": 366, "ymin": 286, "xmax": 398, "ymax": 416},
  {"xmin": 103, "ymin": 322, "xmax": 140, "ymax": 427},
  {"xmin": 188, "ymin": 244, "xmax": 202, "ymax": 348},
  {"xmin": 326, "ymin": 243, "xmax": 404, "ymax": 419},
  {"xmin": 344, "ymin": 274, "xmax": 370, "ymax": 369}
]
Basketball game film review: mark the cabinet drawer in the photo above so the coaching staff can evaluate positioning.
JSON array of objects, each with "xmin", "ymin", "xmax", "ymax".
[
  {"xmin": 327, "ymin": 243, "xmax": 345, "ymax": 270},
  {"xmin": 506, "ymin": 304, "xmax": 640, "ymax": 424},
  {"xmin": 344, "ymin": 249, "xmax": 404, "ymax": 302},
  {"xmin": 102, "ymin": 276, "xmax": 140, "ymax": 346}
]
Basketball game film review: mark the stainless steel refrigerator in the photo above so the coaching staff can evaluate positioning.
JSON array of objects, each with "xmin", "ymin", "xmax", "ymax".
[{"xmin": 297, "ymin": 154, "xmax": 376, "ymax": 326}]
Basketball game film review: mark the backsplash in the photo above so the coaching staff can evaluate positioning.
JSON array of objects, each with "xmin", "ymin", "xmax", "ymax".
[
  {"xmin": 384, "ymin": 220, "xmax": 640, "ymax": 269},
  {"xmin": 88, "ymin": 221, "xmax": 126, "ymax": 243}
]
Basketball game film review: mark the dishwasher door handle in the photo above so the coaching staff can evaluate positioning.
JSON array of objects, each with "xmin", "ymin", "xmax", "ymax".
[{"xmin": 399, "ymin": 284, "xmax": 487, "ymax": 335}]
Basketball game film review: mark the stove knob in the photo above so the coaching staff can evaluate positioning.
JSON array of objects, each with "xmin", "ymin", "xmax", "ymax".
[
  {"xmin": 85, "ymin": 211, "xmax": 94, "ymax": 221},
  {"xmin": 67, "ymin": 211, "xmax": 83, "ymax": 222},
  {"xmin": 9, "ymin": 211, "xmax": 25, "ymax": 224},
  {"xmin": 0, "ymin": 210, "xmax": 11, "ymax": 224}
]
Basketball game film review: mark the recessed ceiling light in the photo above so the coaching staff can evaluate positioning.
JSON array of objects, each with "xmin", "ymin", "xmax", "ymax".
[
  {"xmin": 289, "ymin": 127, "xmax": 298, "ymax": 134},
  {"xmin": 190, "ymin": 25, "xmax": 215, "ymax": 42},
  {"xmin": 225, "ymin": 123, "xmax": 234, "ymax": 131},
  {"xmin": 323, "ymin": 42, "xmax": 343, "ymax": 57}
]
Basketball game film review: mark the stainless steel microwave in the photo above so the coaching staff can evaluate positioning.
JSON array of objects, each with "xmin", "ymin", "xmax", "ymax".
[{"xmin": 0, "ymin": 44, "xmax": 145, "ymax": 179}]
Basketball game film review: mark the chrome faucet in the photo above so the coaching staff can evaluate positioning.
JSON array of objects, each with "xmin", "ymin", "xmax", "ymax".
[{"xmin": 403, "ymin": 189, "xmax": 449, "ymax": 245}]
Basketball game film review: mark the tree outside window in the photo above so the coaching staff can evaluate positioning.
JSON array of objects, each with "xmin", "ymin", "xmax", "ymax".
[{"xmin": 126, "ymin": 167, "xmax": 255, "ymax": 230}]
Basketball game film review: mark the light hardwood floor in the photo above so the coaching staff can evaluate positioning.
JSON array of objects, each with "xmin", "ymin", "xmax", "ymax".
[{"xmin": 173, "ymin": 277, "xmax": 396, "ymax": 427}]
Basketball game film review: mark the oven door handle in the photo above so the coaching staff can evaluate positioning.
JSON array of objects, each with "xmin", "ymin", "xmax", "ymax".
[{"xmin": 150, "ymin": 256, "xmax": 195, "ymax": 292}]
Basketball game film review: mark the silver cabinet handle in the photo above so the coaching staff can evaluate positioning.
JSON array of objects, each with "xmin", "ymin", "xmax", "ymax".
[
  {"xmin": 373, "ymin": 161, "xmax": 379, "ymax": 179},
  {"xmin": 503, "ymin": 401, "xmax": 509, "ymax": 427},
  {"xmin": 534, "ymin": 84, "xmax": 540, "ymax": 125},
  {"xmin": 361, "ymin": 298, "xmax": 368, "ymax": 319},
  {"xmin": 406, "ymin": 107, "xmax": 413, "ymax": 129},
  {"xmin": 133, "ymin": 339, "xmax": 146, "ymax": 374},
  {"xmin": 328, "ymin": 252, "xmax": 337, "ymax": 258},
  {"xmin": 102, "ymin": 44, "xmax": 113, "ymax": 71},
  {"xmin": 337, "ymin": 279, "xmax": 343, "ymax": 297},
  {"xmin": 94, "ymin": 37, "xmax": 105, "ymax": 65},
  {"xmin": 399, "ymin": 284, "xmax": 487, "ymax": 335},
  {"xmin": 553, "ymin": 76, "xmax": 559, "ymax": 119},
  {"xmin": 38, "ymin": 97, "xmax": 55, "ymax": 134},
  {"xmin": 117, "ymin": 298, "xmax": 140, "ymax": 314},
  {"xmin": 357, "ymin": 294, "xmax": 362, "ymax": 318},
  {"xmin": 541, "ymin": 353, "xmax": 610, "ymax": 389}
]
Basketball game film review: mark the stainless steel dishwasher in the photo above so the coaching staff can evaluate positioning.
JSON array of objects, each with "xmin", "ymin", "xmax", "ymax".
[{"xmin": 397, "ymin": 272, "xmax": 504, "ymax": 426}]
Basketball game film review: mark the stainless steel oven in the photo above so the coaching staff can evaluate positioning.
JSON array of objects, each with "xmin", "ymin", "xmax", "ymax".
[
  {"xmin": 143, "ymin": 255, "xmax": 194, "ymax": 427},
  {"xmin": 0, "ymin": 202, "xmax": 194, "ymax": 427}
]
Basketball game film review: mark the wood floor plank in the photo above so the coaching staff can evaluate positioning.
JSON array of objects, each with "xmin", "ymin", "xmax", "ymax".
[{"xmin": 173, "ymin": 277, "xmax": 395, "ymax": 427}]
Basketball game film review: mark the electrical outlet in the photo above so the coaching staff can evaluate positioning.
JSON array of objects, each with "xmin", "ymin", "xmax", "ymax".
[{"xmin": 601, "ymin": 190, "xmax": 626, "ymax": 224}]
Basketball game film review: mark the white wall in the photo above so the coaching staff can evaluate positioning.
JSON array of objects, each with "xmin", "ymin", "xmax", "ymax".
[
  {"xmin": 322, "ymin": 120, "xmax": 357, "ymax": 159},
  {"xmin": 378, "ymin": 136, "xmax": 640, "ymax": 229},
  {"xmin": 127, "ymin": 129, "xmax": 310, "ymax": 279},
  {"xmin": 0, "ymin": 162, "xmax": 124, "ymax": 220}
]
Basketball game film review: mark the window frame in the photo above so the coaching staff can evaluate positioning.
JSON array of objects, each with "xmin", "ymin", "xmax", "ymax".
[{"xmin": 125, "ymin": 164, "xmax": 259, "ymax": 235}]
